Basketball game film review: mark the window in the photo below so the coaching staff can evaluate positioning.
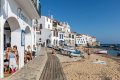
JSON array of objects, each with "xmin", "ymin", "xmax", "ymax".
[
  {"xmin": 62, "ymin": 34, "xmax": 63, "ymax": 39},
  {"xmin": 56, "ymin": 31, "xmax": 58, "ymax": 37},
  {"xmin": 59, "ymin": 34, "xmax": 61, "ymax": 39},
  {"xmin": 39, "ymin": 38, "xmax": 41, "ymax": 42},
  {"xmin": 72, "ymin": 35, "xmax": 74, "ymax": 39},
  {"xmin": 56, "ymin": 40, "xmax": 58, "ymax": 45},
  {"xmin": 35, "ymin": 27, "xmax": 38, "ymax": 31},
  {"xmin": 54, "ymin": 40, "xmax": 55, "ymax": 45},
  {"xmin": 40, "ymin": 31, "xmax": 41, "ymax": 35},
  {"xmin": 48, "ymin": 24, "xmax": 50, "ymax": 29},
  {"xmin": 60, "ymin": 34, "xmax": 63, "ymax": 39},
  {"xmin": 53, "ymin": 31, "xmax": 55, "ymax": 37},
  {"xmin": 40, "ymin": 24, "xmax": 42, "ymax": 29},
  {"xmin": 69, "ymin": 34, "xmax": 71, "ymax": 38}
]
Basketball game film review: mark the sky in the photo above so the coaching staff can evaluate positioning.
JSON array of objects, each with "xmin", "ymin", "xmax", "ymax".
[{"xmin": 41, "ymin": 0, "xmax": 120, "ymax": 44}]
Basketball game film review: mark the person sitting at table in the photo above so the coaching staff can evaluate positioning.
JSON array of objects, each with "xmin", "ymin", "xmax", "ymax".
[
  {"xmin": 4, "ymin": 47, "xmax": 11, "ymax": 74},
  {"xmin": 24, "ymin": 50, "xmax": 30, "ymax": 64},
  {"xmin": 27, "ymin": 45, "xmax": 32, "ymax": 60}
]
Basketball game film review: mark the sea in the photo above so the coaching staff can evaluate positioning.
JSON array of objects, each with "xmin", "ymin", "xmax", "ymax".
[{"xmin": 100, "ymin": 44, "xmax": 120, "ymax": 57}]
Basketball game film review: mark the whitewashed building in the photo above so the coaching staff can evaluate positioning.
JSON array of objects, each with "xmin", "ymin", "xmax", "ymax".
[
  {"xmin": 0, "ymin": 0, "xmax": 40, "ymax": 78},
  {"xmin": 57, "ymin": 23, "xmax": 65, "ymax": 46},
  {"xmin": 38, "ymin": 16, "xmax": 70, "ymax": 47},
  {"xmin": 37, "ymin": 16, "xmax": 53, "ymax": 47},
  {"xmin": 64, "ymin": 23, "xmax": 71, "ymax": 46},
  {"xmin": 37, "ymin": 16, "xmax": 98, "ymax": 48},
  {"xmin": 53, "ymin": 21, "xmax": 71, "ymax": 47},
  {"xmin": 68, "ymin": 32, "xmax": 77, "ymax": 47},
  {"xmin": 75, "ymin": 34, "xmax": 97, "ymax": 46},
  {"xmin": 51, "ymin": 20, "xmax": 59, "ymax": 47}
]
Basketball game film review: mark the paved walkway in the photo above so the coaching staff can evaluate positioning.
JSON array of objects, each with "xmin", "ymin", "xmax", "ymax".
[{"xmin": 39, "ymin": 52, "xmax": 67, "ymax": 80}]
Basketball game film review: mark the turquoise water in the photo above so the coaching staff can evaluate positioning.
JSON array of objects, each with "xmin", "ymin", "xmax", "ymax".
[
  {"xmin": 100, "ymin": 44, "xmax": 120, "ymax": 56},
  {"xmin": 107, "ymin": 50, "xmax": 120, "ymax": 56}
]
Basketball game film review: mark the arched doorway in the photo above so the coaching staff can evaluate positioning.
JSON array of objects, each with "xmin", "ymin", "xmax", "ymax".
[
  {"xmin": 59, "ymin": 40, "xmax": 64, "ymax": 46},
  {"xmin": 25, "ymin": 26, "xmax": 32, "ymax": 50},
  {"xmin": 3, "ymin": 17, "xmax": 21, "ymax": 76},
  {"xmin": 4, "ymin": 17, "xmax": 21, "ymax": 50},
  {"xmin": 46, "ymin": 39, "xmax": 51, "ymax": 47},
  {"xmin": 4, "ymin": 21, "xmax": 11, "ymax": 50}
]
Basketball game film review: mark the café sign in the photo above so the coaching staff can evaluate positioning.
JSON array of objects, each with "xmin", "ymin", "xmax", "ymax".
[{"xmin": 17, "ymin": 8, "xmax": 28, "ymax": 22}]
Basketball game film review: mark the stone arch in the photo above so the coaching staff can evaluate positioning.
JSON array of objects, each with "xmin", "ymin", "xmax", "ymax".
[
  {"xmin": 46, "ymin": 39, "xmax": 51, "ymax": 47},
  {"xmin": 4, "ymin": 16, "xmax": 21, "ymax": 50}
]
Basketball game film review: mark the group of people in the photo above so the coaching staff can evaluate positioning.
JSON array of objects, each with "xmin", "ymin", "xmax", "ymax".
[
  {"xmin": 4, "ymin": 45, "xmax": 19, "ymax": 74},
  {"xmin": 24, "ymin": 45, "xmax": 36, "ymax": 64},
  {"xmin": 4, "ymin": 45, "xmax": 36, "ymax": 74}
]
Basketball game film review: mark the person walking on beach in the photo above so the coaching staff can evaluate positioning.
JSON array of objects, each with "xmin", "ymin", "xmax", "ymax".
[
  {"xmin": 52, "ymin": 48, "xmax": 55, "ymax": 54},
  {"xmin": 87, "ymin": 48, "xmax": 90, "ymax": 59}
]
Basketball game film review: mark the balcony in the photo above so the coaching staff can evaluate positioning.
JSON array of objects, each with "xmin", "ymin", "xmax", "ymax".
[
  {"xmin": 14, "ymin": 0, "xmax": 40, "ymax": 19},
  {"xmin": 31, "ymin": 0, "xmax": 41, "ymax": 16}
]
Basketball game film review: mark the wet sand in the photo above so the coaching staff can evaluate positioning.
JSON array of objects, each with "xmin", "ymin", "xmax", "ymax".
[{"xmin": 56, "ymin": 50, "xmax": 120, "ymax": 80}]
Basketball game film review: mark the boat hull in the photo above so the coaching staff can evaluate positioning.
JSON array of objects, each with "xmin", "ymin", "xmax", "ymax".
[{"xmin": 96, "ymin": 50, "xmax": 107, "ymax": 54}]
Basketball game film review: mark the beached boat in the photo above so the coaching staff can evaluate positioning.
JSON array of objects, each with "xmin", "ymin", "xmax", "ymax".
[
  {"xmin": 60, "ymin": 47, "xmax": 81, "ymax": 57},
  {"xmin": 96, "ymin": 50, "xmax": 107, "ymax": 54},
  {"xmin": 68, "ymin": 50, "xmax": 81, "ymax": 57}
]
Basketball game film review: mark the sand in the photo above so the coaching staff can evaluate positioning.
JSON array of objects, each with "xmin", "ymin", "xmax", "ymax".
[{"xmin": 56, "ymin": 52, "xmax": 120, "ymax": 80}]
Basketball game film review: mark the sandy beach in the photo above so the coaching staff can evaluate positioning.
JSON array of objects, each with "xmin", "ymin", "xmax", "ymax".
[{"xmin": 56, "ymin": 50, "xmax": 120, "ymax": 80}]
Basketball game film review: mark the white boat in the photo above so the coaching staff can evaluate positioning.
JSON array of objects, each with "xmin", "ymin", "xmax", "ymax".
[
  {"xmin": 60, "ymin": 48, "xmax": 81, "ymax": 57},
  {"xmin": 96, "ymin": 50, "xmax": 107, "ymax": 54}
]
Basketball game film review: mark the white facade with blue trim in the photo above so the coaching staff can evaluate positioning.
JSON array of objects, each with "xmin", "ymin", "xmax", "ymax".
[{"xmin": 0, "ymin": 0, "xmax": 40, "ymax": 78}]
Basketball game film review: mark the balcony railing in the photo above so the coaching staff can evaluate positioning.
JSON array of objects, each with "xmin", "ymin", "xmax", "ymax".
[
  {"xmin": 31, "ymin": 0, "xmax": 37, "ymax": 8},
  {"xmin": 31, "ymin": 0, "xmax": 41, "ymax": 16}
]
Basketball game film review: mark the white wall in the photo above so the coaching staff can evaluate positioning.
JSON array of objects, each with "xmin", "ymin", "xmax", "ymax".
[
  {"xmin": 24, "ymin": 26, "xmax": 32, "ymax": 50},
  {"xmin": 36, "ymin": 29, "xmax": 51, "ymax": 46},
  {"xmin": 39, "ymin": 16, "xmax": 53, "ymax": 30},
  {"xmin": 0, "ymin": 10, "xmax": 4, "ymax": 78},
  {"xmin": 37, "ymin": 16, "xmax": 53, "ymax": 46},
  {"xmin": 25, "ymin": 33, "xmax": 32, "ymax": 50},
  {"xmin": 0, "ymin": 0, "xmax": 36, "ymax": 78},
  {"xmin": 75, "ymin": 35, "xmax": 97, "ymax": 46},
  {"xmin": 45, "ymin": 17, "xmax": 53, "ymax": 30}
]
